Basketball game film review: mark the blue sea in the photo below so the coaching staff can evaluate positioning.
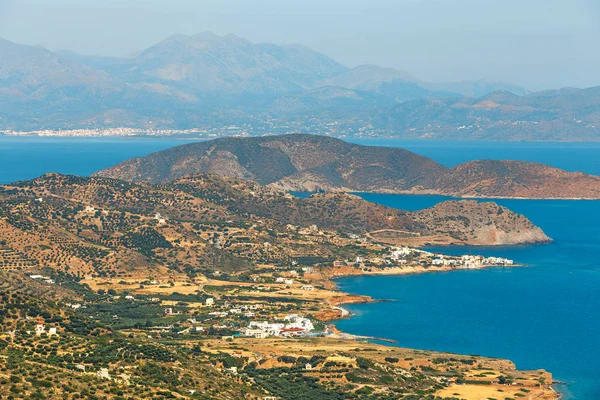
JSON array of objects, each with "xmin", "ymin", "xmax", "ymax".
[
  {"xmin": 1, "ymin": 135, "xmax": 600, "ymax": 399},
  {"xmin": 0, "ymin": 136, "xmax": 199, "ymax": 184},
  {"xmin": 334, "ymin": 196, "xmax": 600, "ymax": 400}
]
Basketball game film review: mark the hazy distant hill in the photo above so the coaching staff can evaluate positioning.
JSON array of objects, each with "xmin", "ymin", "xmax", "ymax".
[
  {"xmin": 1, "ymin": 33, "xmax": 599, "ymax": 140},
  {"xmin": 96, "ymin": 134, "xmax": 600, "ymax": 198},
  {"xmin": 419, "ymin": 79, "xmax": 529, "ymax": 98},
  {"xmin": 104, "ymin": 32, "xmax": 349, "ymax": 98},
  {"xmin": 316, "ymin": 65, "xmax": 453, "ymax": 102},
  {"xmin": 377, "ymin": 87, "xmax": 600, "ymax": 141},
  {"xmin": 0, "ymin": 38, "xmax": 119, "ymax": 114}
]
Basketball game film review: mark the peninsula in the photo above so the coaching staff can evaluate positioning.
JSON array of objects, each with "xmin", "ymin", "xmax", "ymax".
[{"xmin": 0, "ymin": 171, "xmax": 558, "ymax": 399}]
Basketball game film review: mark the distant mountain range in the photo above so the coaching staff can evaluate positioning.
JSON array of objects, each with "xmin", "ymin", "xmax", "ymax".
[
  {"xmin": 1, "ymin": 32, "xmax": 599, "ymax": 141},
  {"xmin": 96, "ymin": 134, "xmax": 600, "ymax": 199}
]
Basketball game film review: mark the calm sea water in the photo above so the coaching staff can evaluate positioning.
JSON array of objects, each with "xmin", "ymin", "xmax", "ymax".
[
  {"xmin": 1, "ymin": 136, "xmax": 599, "ymax": 398},
  {"xmin": 0, "ymin": 136, "xmax": 199, "ymax": 184}
]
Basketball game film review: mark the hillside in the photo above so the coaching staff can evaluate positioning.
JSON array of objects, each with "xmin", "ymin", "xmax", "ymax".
[
  {"xmin": 0, "ymin": 171, "xmax": 548, "ymax": 280},
  {"xmin": 433, "ymin": 160, "xmax": 600, "ymax": 198},
  {"xmin": 0, "ymin": 171, "xmax": 555, "ymax": 400},
  {"xmin": 96, "ymin": 134, "xmax": 600, "ymax": 198},
  {"xmin": 0, "ymin": 267, "xmax": 556, "ymax": 400}
]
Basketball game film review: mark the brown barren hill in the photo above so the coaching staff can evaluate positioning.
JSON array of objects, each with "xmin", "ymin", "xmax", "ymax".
[
  {"xmin": 434, "ymin": 160, "xmax": 600, "ymax": 198},
  {"xmin": 412, "ymin": 200, "xmax": 550, "ymax": 245},
  {"xmin": 95, "ymin": 134, "xmax": 600, "ymax": 199},
  {"xmin": 94, "ymin": 134, "xmax": 446, "ymax": 189},
  {"xmin": 169, "ymin": 174, "xmax": 550, "ymax": 244}
]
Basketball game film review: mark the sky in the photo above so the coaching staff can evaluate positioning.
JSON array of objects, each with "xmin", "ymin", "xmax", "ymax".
[{"xmin": 0, "ymin": 0, "xmax": 599, "ymax": 90}]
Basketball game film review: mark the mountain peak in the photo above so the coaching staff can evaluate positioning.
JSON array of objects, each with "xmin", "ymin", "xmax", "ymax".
[
  {"xmin": 192, "ymin": 30, "xmax": 220, "ymax": 39},
  {"xmin": 162, "ymin": 31, "xmax": 247, "ymax": 44}
]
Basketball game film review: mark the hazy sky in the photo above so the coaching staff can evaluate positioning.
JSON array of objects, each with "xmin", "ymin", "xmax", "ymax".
[{"xmin": 0, "ymin": 0, "xmax": 599, "ymax": 90}]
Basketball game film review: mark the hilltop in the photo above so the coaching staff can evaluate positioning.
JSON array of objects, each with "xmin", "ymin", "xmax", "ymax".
[{"xmin": 96, "ymin": 134, "xmax": 600, "ymax": 198}]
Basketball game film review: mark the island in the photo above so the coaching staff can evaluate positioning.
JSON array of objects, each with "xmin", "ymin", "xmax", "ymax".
[{"xmin": 95, "ymin": 134, "xmax": 600, "ymax": 199}]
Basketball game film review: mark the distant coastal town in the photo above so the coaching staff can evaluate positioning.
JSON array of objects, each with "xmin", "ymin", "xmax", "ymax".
[
  {"xmin": 0, "ymin": 128, "xmax": 217, "ymax": 138},
  {"xmin": 0, "ymin": 122, "xmax": 389, "ymax": 138}
]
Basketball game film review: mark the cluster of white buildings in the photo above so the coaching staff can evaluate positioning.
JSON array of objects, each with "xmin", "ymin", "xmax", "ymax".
[
  {"xmin": 483, "ymin": 256, "xmax": 514, "ymax": 265},
  {"xmin": 429, "ymin": 255, "xmax": 513, "ymax": 268},
  {"xmin": 33, "ymin": 322, "xmax": 57, "ymax": 336},
  {"xmin": 388, "ymin": 247, "xmax": 513, "ymax": 269},
  {"xmin": 1, "ymin": 127, "xmax": 208, "ymax": 137},
  {"xmin": 390, "ymin": 247, "xmax": 413, "ymax": 259},
  {"xmin": 64, "ymin": 302, "xmax": 83, "ymax": 310},
  {"xmin": 244, "ymin": 314, "xmax": 314, "ymax": 338},
  {"xmin": 458, "ymin": 255, "xmax": 514, "ymax": 268}
]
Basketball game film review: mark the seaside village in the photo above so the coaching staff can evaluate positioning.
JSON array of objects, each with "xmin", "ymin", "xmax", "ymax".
[{"xmin": 22, "ymin": 241, "xmax": 514, "ymax": 348}]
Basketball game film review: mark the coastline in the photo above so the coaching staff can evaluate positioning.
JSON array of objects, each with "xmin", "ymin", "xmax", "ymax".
[
  {"xmin": 316, "ymin": 262, "xmax": 527, "ymax": 322},
  {"xmin": 4, "ymin": 132, "xmax": 600, "ymax": 144},
  {"xmin": 317, "ymin": 263, "xmax": 562, "ymax": 399},
  {"xmin": 306, "ymin": 188, "xmax": 600, "ymax": 201},
  {"xmin": 324, "ymin": 261, "xmax": 525, "ymax": 280}
]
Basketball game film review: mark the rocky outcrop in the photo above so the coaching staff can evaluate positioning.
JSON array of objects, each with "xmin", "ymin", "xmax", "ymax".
[{"xmin": 411, "ymin": 200, "xmax": 550, "ymax": 245}]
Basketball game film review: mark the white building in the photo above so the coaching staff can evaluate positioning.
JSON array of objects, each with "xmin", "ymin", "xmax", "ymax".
[
  {"xmin": 35, "ymin": 322, "xmax": 45, "ymax": 336},
  {"xmin": 97, "ymin": 368, "xmax": 110, "ymax": 380},
  {"xmin": 284, "ymin": 314, "xmax": 314, "ymax": 332},
  {"xmin": 247, "ymin": 321, "xmax": 284, "ymax": 337},
  {"xmin": 244, "ymin": 327, "xmax": 269, "ymax": 338},
  {"xmin": 390, "ymin": 247, "xmax": 412, "ymax": 259},
  {"xmin": 209, "ymin": 311, "xmax": 228, "ymax": 317},
  {"xmin": 275, "ymin": 277, "xmax": 294, "ymax": 285},
  {"xmin": 164, "ymin": 307, "xmax": 179, "ymax": 316}
]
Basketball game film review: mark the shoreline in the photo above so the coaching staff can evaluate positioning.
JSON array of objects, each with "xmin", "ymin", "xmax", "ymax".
[
  {"xmin": 318, "ymin": 262, "xmax": 528, "ymax": 321},
  {"xmin": 318, "ymin": 262, "xmax": 563, "ymax": 399},
  {"xmin": 325, "ymin": 262, "xmax": 525, "ymax": 280},
  {"xmin": 333, "ymin": 189, "xmax": 600, "ymax": 201},
  {"xmin": 3, "ymin": 132, "xmax": 600, "ymax": 144}
]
